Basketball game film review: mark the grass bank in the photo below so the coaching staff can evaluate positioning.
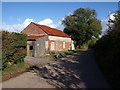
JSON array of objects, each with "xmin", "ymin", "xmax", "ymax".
[
  {"xmin": 2, "ymin": 62, "xmax": 30, "ymax": 81},
  {"xmin": 37, "ymin": 49, "xmax": 83, "ymax": 59}
]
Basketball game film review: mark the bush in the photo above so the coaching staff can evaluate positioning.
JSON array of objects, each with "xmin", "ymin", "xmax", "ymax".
[
  {"xmin": 59, "ymin": 52, "xmax": 67, "ymax": 57},
  {"xmin": 53, "ymin": 52, "xmax": 66, "ymax": 59},
  {"xmin": 64, "ymin": 50, "xmax": 74, "ymax": 55},
  {"xmin": 53, "ymin": 50, "xmax": 80, "ymax": 59},
  {"xmin": 2, "ymin": 31, "xmax": 27, "ymax": 69},
  {"xmin": 94, "ymin": 11, "xmax": 120, "ymax": 88},
  {"xmin": 2, "ymin": 63, "xmax": 29, "ymax": 81},
  {"xmin": 94, "ymin": 30, "xmax": 120, "ymax": 88},
  {"xmin": 88, "ymin": 39, "xmax": 96, "ymax": 48}
]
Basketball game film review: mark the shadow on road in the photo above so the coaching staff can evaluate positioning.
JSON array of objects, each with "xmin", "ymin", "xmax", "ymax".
[{"xmin": 28, "ymin": 49, "xmax": 110, "ymax": 88}]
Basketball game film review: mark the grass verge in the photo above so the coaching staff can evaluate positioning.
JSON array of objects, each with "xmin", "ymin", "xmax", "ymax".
[
  {"xmin": 36, "ymin": 49, "xmax": 83, "ymax": 59},
  {"xmin": 2, "ymin": 62, "xmax": 30, "ymax": 81},
  {"xmin": 53, "ymin": 49, "xmax": 82, "ymax": 59}
]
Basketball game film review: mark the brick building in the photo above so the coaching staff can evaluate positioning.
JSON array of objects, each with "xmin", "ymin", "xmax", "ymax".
[{"xmin": 21, "ymin": 22, "xmax": 74, "ymax": 57}]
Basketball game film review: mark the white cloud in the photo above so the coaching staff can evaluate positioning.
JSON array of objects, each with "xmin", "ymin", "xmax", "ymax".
[
  {"xmin": 38, "ymin": 18, "xmax": 55, "ymax": 28},
  {"xmin": 56, "ymin": 20, "xmax": 64, "ymax": 30},
  {"xmin": 2, "ymin": 18, "xmax": 65, "ymax": 33},
  {"xmin": 38, "ymin": 18, "xmax": 65, "ymax": 30},
  {"xmin": 2, "ymin": 23, "xmax": 24, "ymax": 32},
  {"xmin": 38, "ymin": 18, "xmax": 53, "ymax": 25},
  {"xmin": 101, "ymin": 19, "xmax": 109, "ymax": 36},
  {"xmin": 56, "ymin": 24, "xmax": 64, "ymax": 30},
  {"xmin": 101, "ymin": 12, "xmax": 115, "ymax": 34},
  {"xmin": 62, "ymin": 17, "xmax": 65, "ymax": 21},
  {"xmin": 2, "ymin": 18, "xmax": 34, "ymax": 32},
  {"xmin": 101, "ymin": 19, "xmax": 108, "ymax": 31},
  {"xmin": 17, "ymin": 18, "xmax": 21, "ymax": 22},
  {"xmin": 12, "ymin": 24, "xmax": 24, "ymax": 32},
  {"xmin": 67, "ymin": 12, "xmax": 73, "ymax": 16},
  {"xmin": 109, "ymin": 13, "xmax": 115, "ymax": 20},
  {"xmin": 1, "ymin": 11, "xmax": 116, "ymax": 33},
  {"xmin": 23, "ymin": 18, "xmax": 34, "ymax": 27}
]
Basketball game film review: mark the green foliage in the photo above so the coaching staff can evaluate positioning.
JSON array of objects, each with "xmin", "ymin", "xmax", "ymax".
[
  {"xmin": 2, "ymin": 63, "xmax": 29, "ymax": 81},
  {"xmin": 13, "ymin": 55, "xmax": 26, "ymax": 64},
  {"xmin": 59, "ymin": 52, "xmax": 67, "ymax": 57},
  {"xmin": 94, "ymin": 11, "xmax": 120, "ymax": 88},
  {"xmin": 53, "ymin": 52, "xmax": 65, "ymax": 58},
  {"xmin": 64, "ymin": 50, "xmax": 74, "ymax": 55},
  {"xmin": 62, "ymin": 8, "xmax": 102, "ymax": 48},
  {"xmin": 88, "ymin": 38, "xmax": 96, "ymax": 48},
  {"xmin": 53, "ymin": 50, "xmax": 80, "ymax": 59},
  {"xmin": 108, "ymin": 11, "xmax": 120, "ymax": 31},
  {"xmin": 2, "ymin": 31, "xmax": 27, "ymax": 69},
  {"xmin": 3, "ymin": 63, "xmax": 29, "ymax": 73},
  {"xmin": 79, "ymin": 43, "xmax": 88, "ymax": 50}
]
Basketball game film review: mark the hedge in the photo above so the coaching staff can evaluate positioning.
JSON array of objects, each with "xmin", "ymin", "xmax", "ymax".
[
  {"xmin": 2, "ymin": 31, "xmax": 27, "ymax": 69},
  {"xmin": 94, "ymin": 30, "xmax": 120, "ymax": 88}
]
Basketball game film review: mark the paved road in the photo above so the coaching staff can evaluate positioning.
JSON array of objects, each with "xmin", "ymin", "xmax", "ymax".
[
  {"xmin": 2, "ymin": 72, "xmax": 55, "ymax": 88},
  {"xmin": 25, "ymin": 56, "xmax": 56, "ymax": 66},
  {"xmin": 2, "ymin": 49, "xmax": 110, "ymax": 88}
]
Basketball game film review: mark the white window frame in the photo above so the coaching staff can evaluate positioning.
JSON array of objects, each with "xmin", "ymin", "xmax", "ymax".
[
  {"xmin": 63, "ymin": 42, "xmax": 65, "ymax": 48},
  {"xmin": 51, "ymin": 42, "xmax": 55, "ymax": 50}
]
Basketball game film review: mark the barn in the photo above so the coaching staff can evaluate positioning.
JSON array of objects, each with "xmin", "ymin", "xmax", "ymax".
[{"xmin": 21, "ymin": 22, "xmax": 74, "ymax": 57}]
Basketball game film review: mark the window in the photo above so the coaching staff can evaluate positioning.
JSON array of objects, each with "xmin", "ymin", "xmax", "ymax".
[
  {"xmin": 45, "ymin": 41, "xmax": 48, "ymax": 50},
  {"xmin": 63, "ymin": 42, "xmax": 65, "ymax": 48},
  {"xmin": 51, "ymin": 42, "xmax": 55, "ymax": 50},
  {"xmin": 30, "ymin": 46, "xmax": 33, "ymax": 50}
]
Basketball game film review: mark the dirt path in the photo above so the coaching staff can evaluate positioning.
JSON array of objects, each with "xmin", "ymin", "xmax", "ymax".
[{"xmin": 2, "ymin": 49, "xmax": 110, "ymax": 88}]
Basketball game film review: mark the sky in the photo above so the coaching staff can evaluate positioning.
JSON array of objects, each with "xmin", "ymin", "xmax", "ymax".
[{"xmin": 1, "ymin": 2, "xmax": 119, "ymax": 33}]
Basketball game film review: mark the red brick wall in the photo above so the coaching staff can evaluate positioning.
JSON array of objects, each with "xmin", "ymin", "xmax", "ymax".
[
  {"xmin": 48, "ymin": 40, "xmax": 71, "ymax": 51},
  {"xmin": 21, "ymin": 23, "xmax": 47, "ymax": 36}
]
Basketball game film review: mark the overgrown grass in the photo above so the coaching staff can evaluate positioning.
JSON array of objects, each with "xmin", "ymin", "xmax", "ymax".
[
  {"xmin": 53, "ymin": 49, "xmax": 81, "ymax": 59},
  {"xmin": 2, "ymin": 62, "xmax": 30, "ymax": 81},
  {"xmin": 37, "ymin": 54, "xmax": 54, "ymax": 59},
  {"xmin": 37, "ymin": 49, "xmax": 82, "ymax": 59}
]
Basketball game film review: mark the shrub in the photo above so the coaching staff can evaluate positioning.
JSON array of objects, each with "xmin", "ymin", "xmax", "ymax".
[
  {"xmin": 2, "ymin": 31, "xmax": 27, "ymax": 69},
  {"xmin": 53, "ymin": 52, "xmax": 66, "ymax": 59},
  {"xmin": 88, "ymin": 39, "xmax": 96, "ymax": 48},
  {"xmin": 53, "ymin": 50, "xmax": 80, "ymax": 59},
  {"xmin": 2, "ymin": 63, "xmax": 29, "ymax": 81},
  {"xmin": 94, "ymin": 30, "xmax": 120, "ymax": 88},
  {"xmin": 64, "ymin": 50, "xmax": 74, "ymax": 55},
  {"xmin": 59, "ymin": 52, "xmax": 67, "ymax": 57}
]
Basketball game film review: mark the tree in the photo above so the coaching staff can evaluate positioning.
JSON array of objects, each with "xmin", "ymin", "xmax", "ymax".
[
  {"xmin": 108, "ymin": 11, "xmax": 120, "ymax": 31},
  {"xmin": 94, "ymin": 11, "xmax": 120, "ymax": 88},
  {"xmin": 62, "ymin": 8, "xmax": 102, "ymax": 48}
]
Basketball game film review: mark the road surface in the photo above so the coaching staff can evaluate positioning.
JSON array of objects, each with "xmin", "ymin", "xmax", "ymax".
[{"xmin": 2, "ymin": 49, "xmax": 110, "ymax": 88}]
